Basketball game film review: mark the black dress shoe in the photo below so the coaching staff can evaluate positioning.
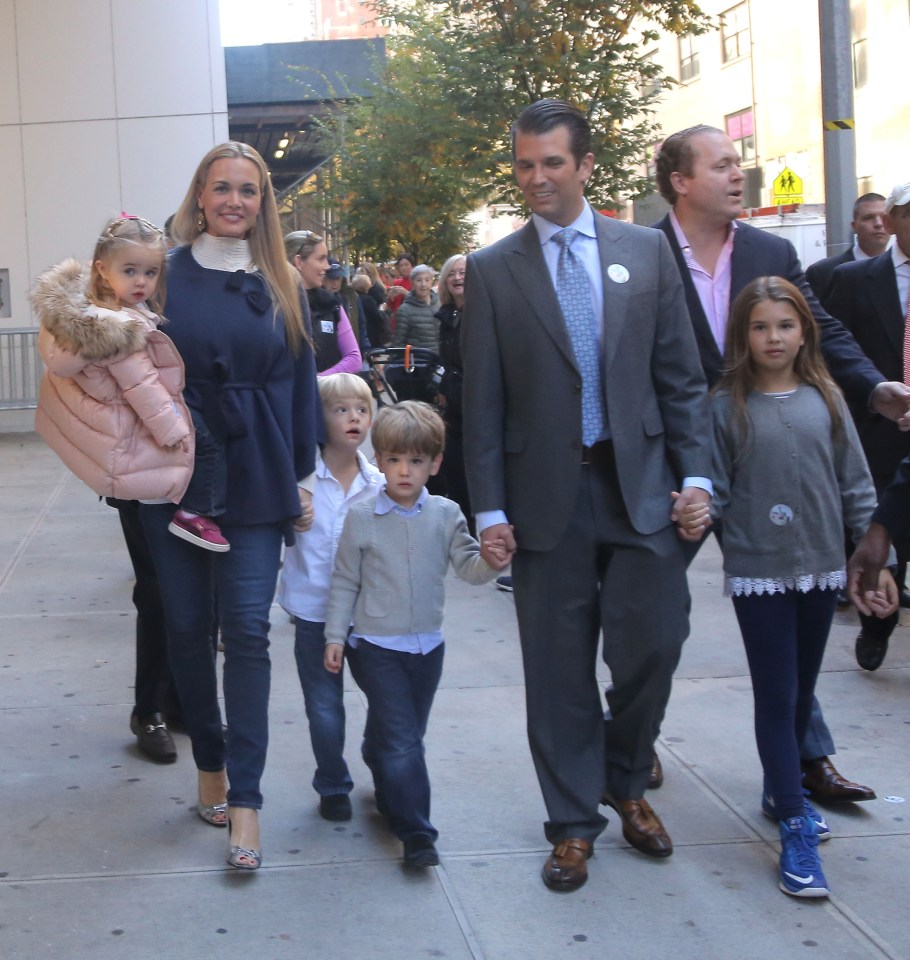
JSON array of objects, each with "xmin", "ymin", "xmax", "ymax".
[
  {"xmin": 855, "ymin": 630, "xmax": 889, "ymax": 671},
  {"xmin": 603, "ymin": 794, "xmax": 673, "ymax": 857},
  {"xmin": 647, "ymin": 750, "xmax": 664, "ymax": 790},
  {"xmin": 801, "ymin": 757, "xmax": 875, "ymax": 803},
  {"xmin": 542, "ymin": 838, "xmax": 592, "ymax": 891},
  {"xmin": 130, "ymin": 712, "xmax": 177, "ymax": 763},
  {"xmin": 403, "ymin": 834, "xmax": 439, "ymax": 867},
  {"xmin": 319, "ymin": 794, "xmax": 353, "ymax": 821}
]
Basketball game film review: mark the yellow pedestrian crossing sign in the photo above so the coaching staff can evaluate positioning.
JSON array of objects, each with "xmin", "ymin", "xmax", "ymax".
[{"xmin": 773, "ymin": 167, "xmax": 804, "ymax": 205}]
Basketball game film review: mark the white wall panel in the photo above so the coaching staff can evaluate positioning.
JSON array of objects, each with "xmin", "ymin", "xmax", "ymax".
[
  {"xmin": 0, "ymin": 0, "xmax": 21, "ymax": 125},
  {"xmin": 113, "ymin": 0, "xmax": 221, "ymax": 117},
  {"xmin": 17, "ymin": 0, "xmax": 116, "ymax": 123},
  {"xmin": 23, "ymin": 121, "xmax": 121, "ymax": 277}
]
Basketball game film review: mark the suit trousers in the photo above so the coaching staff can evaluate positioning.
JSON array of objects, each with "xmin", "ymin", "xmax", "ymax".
[{"xmin": 512, "ymin": 452, "xmax": 689, "ymax": 845}]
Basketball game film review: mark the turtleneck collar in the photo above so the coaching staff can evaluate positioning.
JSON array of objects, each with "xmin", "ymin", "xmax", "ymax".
[{"xmin": 191, "ymin": 233, "xmax": 256, "ymax": 273}]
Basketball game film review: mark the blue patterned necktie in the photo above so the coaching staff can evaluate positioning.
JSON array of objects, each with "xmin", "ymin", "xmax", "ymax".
[{"xmin": 552, "ymin": 228, "xmax": 605, "ymax": 446}]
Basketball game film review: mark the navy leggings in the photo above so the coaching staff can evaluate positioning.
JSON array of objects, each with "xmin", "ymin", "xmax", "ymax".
[{"xmin": 731, "ymin": 587, "xmax": 838, "ymax": 820}]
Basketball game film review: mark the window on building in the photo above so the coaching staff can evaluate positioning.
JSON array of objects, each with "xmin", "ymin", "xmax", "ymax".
[
  {"xmin": 721, "ymin": 3, "xmax": 750, "ymax": 63},
  {"xmin": 679, "ymin": 34, "xmax": 700, "ymax": 82},
  {"xmin": 725, "ymin": 108, "xmax": 755, "ymax": 164},
  {"xmin": 640, "ymin": 51, "xmax": 662, "ymax": 97}
]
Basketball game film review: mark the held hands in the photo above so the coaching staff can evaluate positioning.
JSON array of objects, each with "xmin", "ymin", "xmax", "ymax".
[
  {"xmin": 863, "ymin": 568, "xmax": 899, "ymax": 618},
  {"xmin": 324, "ymin": 642, "xmax": 345, "ymax": 674},
  {"xmin": 847, "ymin": 522, "xmax": 896, "ymax": 616},
  {"xmin": 293, "ymin": 487, "xmax": 314, "ymax": 533},
  {"xmin": 671, "ymin": 487, "xmax": 712, "ymax": 542},
  {"xmin": 871, "ymin": 381, "xmax": 910, "ymax": 430},
  {"xmin": 480, "ymin": 523, "xmax": 516, "ymax": 571}
]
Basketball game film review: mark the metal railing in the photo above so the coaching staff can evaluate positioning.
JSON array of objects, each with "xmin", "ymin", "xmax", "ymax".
[{"xmin": 0, "ymin": 327, "xmax": 41, "ymax": 410}]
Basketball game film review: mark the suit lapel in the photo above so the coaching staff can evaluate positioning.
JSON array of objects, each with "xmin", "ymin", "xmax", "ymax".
[
  {"xmin": 594, "ymin": 214, "xmax": 631, "ymax": 372},
  {"xmin": 657, "ymin": 215, "xmax": 724, "ymax": 371},
  {"xmin": 502, "ymin": 222, "xmax": 577, "ymax": 369}
]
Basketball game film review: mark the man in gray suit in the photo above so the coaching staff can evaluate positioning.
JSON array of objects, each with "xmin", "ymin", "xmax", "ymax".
[
  {"xmin": 461, "ymin": 100, "xmax": 711, "ymax": 892},
  {"xmin": 806, "ymin": 193, "xmax": 889, "ymax": 302}
]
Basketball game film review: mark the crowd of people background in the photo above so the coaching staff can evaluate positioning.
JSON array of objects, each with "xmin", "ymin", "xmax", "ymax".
[{"xmin": 27, "ymin": 100, "xmax": 910, "ymax": 899}]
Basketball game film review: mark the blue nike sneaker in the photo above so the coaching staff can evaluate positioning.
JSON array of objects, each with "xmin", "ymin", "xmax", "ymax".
[
  {"xmin": 778, "ymin": 816, "xmax": 830, "ymax": 898},
  {"xmin": 762, "ymin": 793, "xmax": 831, "ymax": 841}
]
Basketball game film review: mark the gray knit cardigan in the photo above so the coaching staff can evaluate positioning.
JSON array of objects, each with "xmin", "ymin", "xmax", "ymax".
[
  {"xmin": 325, "ymin": 494, "xmax": 495, "ymax": 645},
  {"xmin": 711, "ymin": 385, "xmax": 877, "ymax": 580}
]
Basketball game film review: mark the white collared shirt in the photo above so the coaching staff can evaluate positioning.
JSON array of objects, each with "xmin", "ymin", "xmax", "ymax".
[{"xmin": 277, "ymin": 448, "xmax": 383, "ymax": 622}]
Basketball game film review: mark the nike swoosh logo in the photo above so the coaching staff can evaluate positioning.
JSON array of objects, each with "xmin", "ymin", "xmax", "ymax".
[{"xmin": 784, "ymin": 872, "xmax": 814, "ymax": 884}]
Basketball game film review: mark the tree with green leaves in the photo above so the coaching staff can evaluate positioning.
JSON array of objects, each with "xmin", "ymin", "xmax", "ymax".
[{"xmin": 325, "ymin": 0, "xmax": 711, "ymax": 260}]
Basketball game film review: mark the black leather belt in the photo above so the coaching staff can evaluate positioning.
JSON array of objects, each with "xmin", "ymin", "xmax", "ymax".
[{"xmin": 581, "ymin": 440, "xmax": 613, "ymax": 465}]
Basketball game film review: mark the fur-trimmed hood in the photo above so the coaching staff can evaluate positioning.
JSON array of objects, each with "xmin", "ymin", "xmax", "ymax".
[{"xmin": 30, "ymin": 258, "xmax": 154, "ymax": 362}]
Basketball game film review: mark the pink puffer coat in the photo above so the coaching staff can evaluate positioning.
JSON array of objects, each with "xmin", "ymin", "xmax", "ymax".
[{"xmin": 31, "ymin": 259, "xmax": 194, "ymax": 502}]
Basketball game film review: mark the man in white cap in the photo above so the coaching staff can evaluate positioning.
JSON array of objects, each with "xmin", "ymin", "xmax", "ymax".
[{"xmin": 826, "ymin": 182, "xmax": 910, "ymax": 673}]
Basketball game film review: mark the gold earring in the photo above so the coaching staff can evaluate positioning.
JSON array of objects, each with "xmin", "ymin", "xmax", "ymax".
[{"xmin": 196, "ymin": 210, "xmax": 207, "ymax": 232}]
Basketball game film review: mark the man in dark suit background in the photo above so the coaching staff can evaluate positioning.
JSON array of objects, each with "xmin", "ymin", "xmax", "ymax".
[
  {"xmin": 806, "ymin": 193, "xmax": 889, "ymax": 302},
  {"xmin": 652, "ymin": 125, "xmax": 910, "ymax": 805},
  {"xmin": 825, "ymin": 182, "xmax": 910, "ymax": 671},
  {"xmin": 462, "ymin": 100, "xmax": 711, "ymax": 892}
]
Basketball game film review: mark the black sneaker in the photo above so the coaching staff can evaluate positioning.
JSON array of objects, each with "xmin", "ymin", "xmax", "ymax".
[
  {"xmin": 403, "ymin": 834, "xmax": 439, "ymax": 867},
  {"xmin": 495, "ymin": 575, "xmax": 513, "ymax": 593},
  {"xmin": 319, "ymin": 794, "xmax": 353, "ymax": 821},
  {"xmin": 130, "ymin": 712, "xmax": 177, "ymax": 763}
]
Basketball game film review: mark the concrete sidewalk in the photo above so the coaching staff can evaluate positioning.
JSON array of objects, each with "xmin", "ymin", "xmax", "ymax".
[{"xmin": 1, "ymin": 431, "xmax": 908, "ymax": 960}]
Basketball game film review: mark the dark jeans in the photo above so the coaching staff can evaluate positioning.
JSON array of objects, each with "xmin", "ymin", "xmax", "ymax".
[
  {"xmin": 293, "ymin": 618, "xmax": 353, "ymax": 797},
  {"xmin": 140, "ymin": 503, "xmax": 283, "ymax": 809},
  {"xmin": 732, "ymin": 587, "xmax": 837, "ymax": 820},
  {"xmin": 180, "ymin": 409, "xmax": 227, "ymax": 518},
  {"xmin": 346, "ymin": 640, "xmax": 444, "ymax": 842},
  {"xmin": 684, "ymin": 521, "xmax": 836, "ymax": 761},
  {"xmin": 107, "ymin": 498, "xmax": 175, "ymax": 718}
]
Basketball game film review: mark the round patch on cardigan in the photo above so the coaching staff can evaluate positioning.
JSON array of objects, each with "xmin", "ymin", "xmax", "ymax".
[{"xmin": 769, "ymin": 504, "xmax": 794, "ymax": 525}]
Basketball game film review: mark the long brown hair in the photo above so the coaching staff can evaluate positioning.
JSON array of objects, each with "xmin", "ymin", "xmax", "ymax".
[
  {"xmin": 172, "ymin": 142, "xmax": 308, "ymax": 354},
  {"xmin": 718, "ymin": 276, "xmax": 844, "ymax": 443}
]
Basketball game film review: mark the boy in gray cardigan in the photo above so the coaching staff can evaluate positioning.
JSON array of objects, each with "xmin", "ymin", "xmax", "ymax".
[{"xmin": 324, "ymin": 401, "xmax": 505, "ymax": 866}]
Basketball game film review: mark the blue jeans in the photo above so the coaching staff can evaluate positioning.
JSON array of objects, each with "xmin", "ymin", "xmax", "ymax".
[
  {"xmin": 293, "ymin": 618, "xmax": 353, "ymax": 797},
  {"xmin": 140, "ymin": 503, "xmax": 282, "ymax": 809},
  {"xmin": 732, "ymin": 587, "xmax": 837, "ymax": 821},
  {"xmin": 346, "ymin": 640, "xmax": 444, "ymax": 842}
]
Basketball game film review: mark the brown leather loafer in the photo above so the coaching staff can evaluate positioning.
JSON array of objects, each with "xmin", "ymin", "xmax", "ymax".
[
  {"xmin": 603, "ymin": 794, "xmax": 673, "ymax": 857},
  {"xmin": 801, "ymin": 756, "xmax": 876, "ymax": 803},
  {"xmin": 648, "ymin": 750, "xmax": 664, "ymax": 790},
  {"xmin": 542, "ymin": 838, "xmax": 592, "ymax": 892}
]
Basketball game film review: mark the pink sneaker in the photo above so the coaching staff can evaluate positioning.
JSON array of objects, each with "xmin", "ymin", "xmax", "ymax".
[{"xmin": 168, "ymin": 513, "xmax": 230, "ymax": 552}]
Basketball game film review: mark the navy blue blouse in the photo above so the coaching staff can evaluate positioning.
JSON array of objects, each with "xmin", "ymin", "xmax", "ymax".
[{"xmin": 165, "ymin": 246, "xmax": 318, "ymax": 529}]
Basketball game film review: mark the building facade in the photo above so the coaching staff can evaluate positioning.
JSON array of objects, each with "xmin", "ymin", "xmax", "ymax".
[{"xmin": 641, "ymin": 0, "xmax": 909, "ymax": 211}]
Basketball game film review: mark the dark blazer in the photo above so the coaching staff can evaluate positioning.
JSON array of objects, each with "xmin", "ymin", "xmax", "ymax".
[
  {"xmin": 806, "ymin": 247, "xmax": 854, "ymax": 302},
  {"xmin": 654, "ymin": 215, "xmax": 882, "ymax": 407},
  {"xmin": 462, "ymin": 212, "xmax": 710, "ymax": 551},
  {"xmin": 824, "ymin": 253, "xmax": 910, "ymax": 478}
]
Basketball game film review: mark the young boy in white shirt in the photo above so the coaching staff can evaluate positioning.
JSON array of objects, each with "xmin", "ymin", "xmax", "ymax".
[
  {"xmin": 277, "ymin": 373, "xmax": 382, "ymax": 821},
  {"xmin": 324, "ymin": 401, "xmax": 506, "ymax": 866}
]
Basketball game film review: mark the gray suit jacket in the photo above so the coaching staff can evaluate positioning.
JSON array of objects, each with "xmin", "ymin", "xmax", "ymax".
[{"xmin": 461, "ymin": 212, "xmax": 710, "ymax": 551}]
